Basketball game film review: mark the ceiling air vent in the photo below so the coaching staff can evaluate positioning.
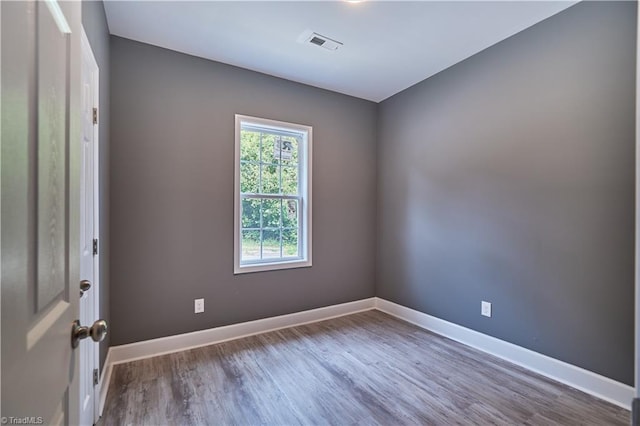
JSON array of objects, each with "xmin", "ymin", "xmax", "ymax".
[
  {"xmin": 297, "ymin": 30, "xmax": 343, "ymax": 52},
  {"xmin": 310, "ymin": 36, "xmax": 326, "ymax": 46}
]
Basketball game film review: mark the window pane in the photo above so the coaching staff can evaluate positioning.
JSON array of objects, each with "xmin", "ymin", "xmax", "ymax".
[
  {"xmin": 240, "ymin": 130, "xmax": 260, "ymax": 162},
  {"xmin": 282, "ymin": 199, "xmax": 298, "ymax": 228},
  {"xmin": 236, "ymin": 117, "xmax": 311, "ymax": 273},
  {"xmin": 281, "ymin": 136, "xmax": 298, "ymax": 164},
  {"xmin": 241, "ymin": 230, "xmax": 260, "ymax": 262},
  {"xmin": 262, "ymin": 199, "xmax": 281, "ymax": 229},
  {"xmin": 241, "ymin": 198, "xmax": 261, "ymax": 229},
  {"xmin": 262, "ymin": 229, "xmax": 281, "ymax": 259},
  {"xmin": 240, "ymin": 162, "xmax": 259, "ymax": 193},
  {"xmin": 260, "ymin": 164, "xmax": 279, "ymax": 194},
  {"xmin": 260, "ymin": 133, "xmax": 279, "ymax": 165},
  {"xmin": 282, "ymin": 228, "xmax": 299, "ymax": 257},
  {"xmin": 281, "ymin": 166, "xmax": 298, "ymax": 195}
]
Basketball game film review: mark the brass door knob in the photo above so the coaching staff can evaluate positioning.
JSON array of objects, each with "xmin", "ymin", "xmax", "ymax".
[{"xmin": 71, "ymin": 319, "xmax": 108, "ymax": 348}]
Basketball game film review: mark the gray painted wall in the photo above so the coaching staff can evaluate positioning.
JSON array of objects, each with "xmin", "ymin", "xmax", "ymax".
[
  {"xmin": 377, "ymin": 1, "xmax": 636, "ymax": 385},
  {"xmin": 81, "ymin": 0, "xmax": 110, "ymax": 371},
  {"xmin": 109, "ymin": 36, "xmax": 377, "ymax": 345}
]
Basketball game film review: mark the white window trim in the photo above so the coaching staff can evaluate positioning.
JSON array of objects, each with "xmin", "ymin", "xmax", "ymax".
[{"xmin": 234, "ymin": 114, "xmax": 312, "ymax": 274}]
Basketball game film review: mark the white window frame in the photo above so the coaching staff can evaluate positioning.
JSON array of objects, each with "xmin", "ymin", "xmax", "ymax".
[{"xmin": 234, "ymin": 114, "xmax": 312, "ymax": 274}]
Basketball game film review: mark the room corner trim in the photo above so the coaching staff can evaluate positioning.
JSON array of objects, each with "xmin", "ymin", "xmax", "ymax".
[{"xmin": 375, "ymin": 297, "xmax": 634, "ymax": 410}]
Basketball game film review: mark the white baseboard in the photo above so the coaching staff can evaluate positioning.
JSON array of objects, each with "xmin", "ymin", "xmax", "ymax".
[
  {"xmin": 97, "ymin": 296, "xmax": 633, "ymax": 417},
  {"xmin": 98, "ymin": 298, "xmax": 376, "ymax": 416},
  {"xmin": 107, "ymin": 298, "xmax": 375, "ymax": 366},
  {"xmin": 98, "ymin": 349, "xmax": 113, "ymax": 418},
  {"xmin": 375, "ymin": 297, "xmax": 634, "ymax": 410}
]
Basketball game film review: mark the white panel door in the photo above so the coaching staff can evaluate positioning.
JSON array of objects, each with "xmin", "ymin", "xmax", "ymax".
[{"xmin": 1, "ymin": 1, "xmax": 83, "ymax": 424}]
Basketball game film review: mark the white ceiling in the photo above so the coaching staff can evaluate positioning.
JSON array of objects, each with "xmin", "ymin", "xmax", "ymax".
[{"xmin": 104, "ymin": 1, "xmax": 577, "ymax": 102}]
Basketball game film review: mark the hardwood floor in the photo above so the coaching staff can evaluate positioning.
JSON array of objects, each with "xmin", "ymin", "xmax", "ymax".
[{"xmin": 101, "ymin": 310, "xmax": 629, "ymax": 425}]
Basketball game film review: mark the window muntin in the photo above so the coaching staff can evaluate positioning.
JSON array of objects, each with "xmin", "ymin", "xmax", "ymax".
[{"xmin": 234, "ymin": 115, "xmax": 312, "ymax": 274}]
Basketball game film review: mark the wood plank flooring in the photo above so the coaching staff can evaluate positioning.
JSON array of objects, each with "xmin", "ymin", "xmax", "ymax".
[{"xmin": 101, "ymin": 310, "xmax": 629, "ymax": 425}]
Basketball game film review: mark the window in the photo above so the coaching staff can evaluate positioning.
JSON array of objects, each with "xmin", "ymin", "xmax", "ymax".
[{"xmin": 234, "ymin": 115, "xmax": 312, "ymax": 274}]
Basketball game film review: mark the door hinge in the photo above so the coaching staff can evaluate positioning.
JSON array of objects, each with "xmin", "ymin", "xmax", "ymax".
[
  {"xmin": 93, "ymin": 239, "xmax": 98, "ymax": 256},
  {"xmin": 93, "ymin": 107, "xmax": 98, "ymax": 125},
  {"xmin": 93, "ymin": 368, "xmax": 99, "ymax": 386}
]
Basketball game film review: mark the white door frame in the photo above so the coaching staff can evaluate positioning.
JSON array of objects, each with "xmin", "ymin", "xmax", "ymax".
[
  {"xmin": 635, "ymin": 0, "xmax": 639, "ymax": 409},
  {"xmin": 80, "ymin": 26, "xmax": 101, "ymax": 425}
]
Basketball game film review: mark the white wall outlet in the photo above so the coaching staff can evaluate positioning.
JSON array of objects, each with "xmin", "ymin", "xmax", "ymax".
[
  {"xmin": 194, "ymin": 298, "xmax": 205, "ymax": 314},
  {"xmin": 481, "ymin": 301, "xmax": 492, "ymax": 317}
]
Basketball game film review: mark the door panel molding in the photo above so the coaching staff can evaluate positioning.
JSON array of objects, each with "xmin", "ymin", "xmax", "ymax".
[{"xmin": 1, "ymin": 0, "xmax": 82, "ymax": 424}]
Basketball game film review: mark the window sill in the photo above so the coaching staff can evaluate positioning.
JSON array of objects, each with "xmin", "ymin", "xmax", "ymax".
[{"xmin": 234, "ymin": 259, "xmax": 312, "ymax": 274}]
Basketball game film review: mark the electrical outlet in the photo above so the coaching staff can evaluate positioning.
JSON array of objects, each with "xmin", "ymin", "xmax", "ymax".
[
  {"xmin": 481, "ymin": 301, "xmax": 492, "ymax": 317},
  {"xmin": 194, "ymin": 298, "xmax": 204, "ymax": 314}
]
